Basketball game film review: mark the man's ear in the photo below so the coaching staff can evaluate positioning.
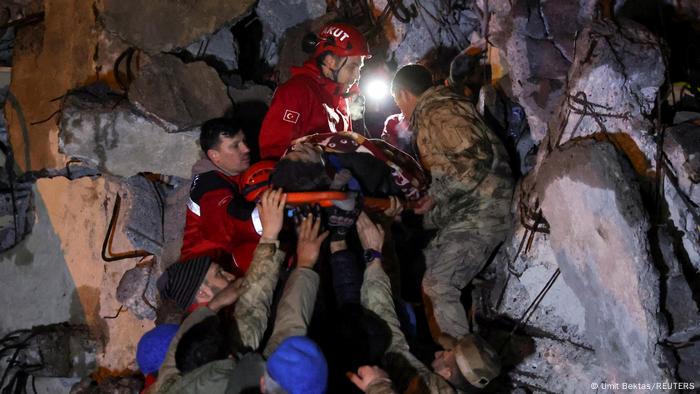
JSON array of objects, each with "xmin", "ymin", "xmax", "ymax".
[
  {"xmin": 259, "ymin": 375, "xmax": 266, "ymax": 393},
  {"xmin": 206, "ymin": 148, "xmax": 219, "ymax": 163}
]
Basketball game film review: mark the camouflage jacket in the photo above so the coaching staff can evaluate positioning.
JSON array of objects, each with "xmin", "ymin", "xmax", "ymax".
[
  {"xmin": 410, "ymin": 86, "xmax": 514, "ymax": 232},
  {"xmin": 362, "ymin": 261, "xmax": 456, "ymax": 394},
  {"xmin": 154, "ymin": 240, "xmax": 285, "ymax": 394}
]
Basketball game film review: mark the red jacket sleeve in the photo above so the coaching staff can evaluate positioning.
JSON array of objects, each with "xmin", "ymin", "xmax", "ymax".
[
  {"xmin": 197, "ymin": 188, "xmax": 237, "ymax": 248},
  {"xmin": 259, "ymin": 80, "xmax": 313, "ymax": 159}
]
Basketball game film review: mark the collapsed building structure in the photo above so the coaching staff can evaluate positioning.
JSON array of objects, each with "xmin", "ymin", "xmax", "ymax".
[{"xmin": 0, "ymin": 0, "xmax": 698, "ymax": 392}]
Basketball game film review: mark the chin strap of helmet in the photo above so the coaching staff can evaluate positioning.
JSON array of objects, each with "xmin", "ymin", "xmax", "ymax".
[{"xmin": 327, "ymin": 56, "xmax": 349, "ymax": 83}]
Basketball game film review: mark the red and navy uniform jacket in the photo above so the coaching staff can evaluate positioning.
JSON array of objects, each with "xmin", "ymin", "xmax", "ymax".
[
  {"xmin": 179, "ymin": 167, "xmax": 261, "ymax": 276},
  {"xmin": 259, "ymin": 59, "xmax": 353, "ymax": 159}
]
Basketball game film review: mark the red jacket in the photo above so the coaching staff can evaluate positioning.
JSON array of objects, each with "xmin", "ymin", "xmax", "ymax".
[
  {"xmin": 179, "ymin": 159, "xmax": 261, "ymax": 276},
  {"xmin": 259, "ymin": 60, "xmax": 352, "ymax": 159}
]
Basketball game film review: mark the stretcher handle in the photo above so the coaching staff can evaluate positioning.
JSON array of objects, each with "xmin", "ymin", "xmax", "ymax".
[{"xmin": 285, "ymin": 192, "xmax": 416, "ymax": 211}]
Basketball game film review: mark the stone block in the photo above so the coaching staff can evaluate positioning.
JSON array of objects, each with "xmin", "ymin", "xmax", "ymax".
[{"xmin": 128, "ymin": 54, "xmax": 232, "ymax": 132}]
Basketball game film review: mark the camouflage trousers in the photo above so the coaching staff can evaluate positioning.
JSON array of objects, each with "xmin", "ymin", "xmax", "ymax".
[{"xmin": 422, "ymin": 225, "xmax": 506, "ymax": 340}]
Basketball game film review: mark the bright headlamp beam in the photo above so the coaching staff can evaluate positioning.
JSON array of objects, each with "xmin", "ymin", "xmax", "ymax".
[{"xmin": 365, "ymin": 78, "xmax": 389, "ymax": 101}]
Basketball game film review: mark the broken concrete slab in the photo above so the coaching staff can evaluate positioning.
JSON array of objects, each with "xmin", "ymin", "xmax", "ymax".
[
  {"xmin": 184, "ymin": 27, "xmax": 239, "ymax": 72},
  {"xmin": 257, "ymin": 0, "xmax": 327, "ymax": 39},
  {"xmin": 121, "ymin": 175, "xmax": 166, "ymax": 255},
  {"xmin": 16, "ymin": 323, "xmax": 97, "ymax": 378},
  {"xmin": 59, "ymin": 91, "xmax": 201, "ymax": 179},
  {"xmin": 3, "ymin": 0, "xmax": 96, "ymax": 173},
  {"xmin": 485, "ymin": 1, "xmax": 637, "ymax": 143},
  {"xmin": 549, "ymin": 19, "xmax": 664, "ymax": 173},
  {"xmin": 100, "ymin": 0, "xmax": 256, "ymax": 54},
  {"xmin": 3, "ymin": 0, "xmax": 136, "ymax": 174},
  {"xmin": 664, "ymin": 122, "xmax": 700, "ymax": 205},
  {"xmin": 128, "ymin": 54, "xmax": 232, "ymax": 132},
  {"xmin": 0, "ymin": 176, "xmax": 149, "ymax": 373},
  {"xmin": 656, "ymin": 227, "xmax": 700, "ymax": 336},
  {"xmin": 536, "ymin": 140, "xmax": 672, "ymax": 384},
  {"xmin": 158, "ymin": 178, "xmax": 189, "ymax": 267},
  {"xmin": 490, "ymin": 224, "xmax": 589, "ymax": 347},
  {"xmin": 664, "ymin": 175, "xmax": 700, "ymax": 270},
  {"xmin": 384, "ymin": 0, "xmax": 481, "ymax": 65}
]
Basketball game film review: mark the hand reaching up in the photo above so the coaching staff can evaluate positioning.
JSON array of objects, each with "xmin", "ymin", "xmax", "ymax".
[
  {"xmin": 355, "ymin": 212, "xmax": 385, "ymax": 252},
  {"xmin": 208, "ymin": 278, "xmax": 247, "ymax": 312},
  {"xmin": 296, "ymin": 213, "xmax": 329, "ymax": 269},
  {"xmin": 258, "ymin": 188, "xmax": 287, "ymax": 241},
  {"xmin": 347, "ymin": 365, "xmax": 391, "ymax": 392}
]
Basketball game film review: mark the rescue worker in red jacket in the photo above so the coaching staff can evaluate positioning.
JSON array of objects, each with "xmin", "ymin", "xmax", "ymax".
[
  {"xmin": 180, "ymin": 118, "xmax": 262, "ymax": 276},
  {"xmin": 258, "ymin": 22, "xmax": 371, "ymax": 159}
]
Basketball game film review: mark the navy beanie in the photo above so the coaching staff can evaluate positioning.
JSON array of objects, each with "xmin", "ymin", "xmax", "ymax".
[
  {"xmin": 157, "ymin": 256, "xmax": 212, "ymax": 310},
  {"xmin": 267, "ymin": 336, "xmax": 328, "ymax": 394},
  {"xmin": 136, "ymin": 324, "xmax": 179, "ymax": 375}
]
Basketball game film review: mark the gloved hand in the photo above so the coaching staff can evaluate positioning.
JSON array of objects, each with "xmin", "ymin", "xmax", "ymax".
[{"xmin": 326, "ymin": 195, "xmax": 361, "ymax": 242}]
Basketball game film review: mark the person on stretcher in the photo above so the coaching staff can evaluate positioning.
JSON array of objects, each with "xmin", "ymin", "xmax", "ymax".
[{"xmin": 267, "ymin": 131, "xmax": 428, "ymax": 207}]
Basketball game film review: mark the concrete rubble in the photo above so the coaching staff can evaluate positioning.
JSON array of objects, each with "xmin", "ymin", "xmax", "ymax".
[
  {"xmin": 128, "ymin": 54, "xmax": 233, "ymax": 132},
  {"xmin": 489, "ymin": 224, "xmax": 588, "ymax": 347},
  {"xmin": 59, "ymin": 89, "xmax": 201, "ymax": 179},
  {"xmin": 184, "ymin": 26, "xmax": 239, "ymax": 72},
  {"xmin": 257, "ymin": 0, "xmax": 327, "ymax": 40},
  {"xmin": 100, "ymin": 0, "xmax": 256, "ymax": 54},
  {"xmin": 551, "ymin": 19, "xmax": 664, "ymax": 172},
  {"xmin": 379, "ymin": 0, "xmax": 481, "ymax": 65},
  {"xmin": 0, "ymin": 0, "xmax": 699, "ymax": 391},
  {"xmin": 116, "ymin": 258, "xmax": 160, "ymax": 321},
  {"xmin": 662, "ymin": 122, "xmax": 700, "ymax": 269}
]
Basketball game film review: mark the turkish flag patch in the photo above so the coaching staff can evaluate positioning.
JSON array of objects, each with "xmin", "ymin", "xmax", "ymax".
[{"xmin": 283, "ymin": 109, "xmax": 300, "ymax": 124}]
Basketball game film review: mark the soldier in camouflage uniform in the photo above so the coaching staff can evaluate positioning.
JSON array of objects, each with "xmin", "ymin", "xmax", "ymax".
[
  {"xmin": 392, "ymin": 64, "xmax": 514, "ymax": 341},
  {"xmin": 349, "ymin": 213, "xmax": 501, "ymax": 393}
]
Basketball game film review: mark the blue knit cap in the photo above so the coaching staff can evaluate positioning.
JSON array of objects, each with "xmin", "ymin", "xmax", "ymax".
[
  {"xmin": 136, "ymin": 324, "xmax": 179, "ymax": 375},
  {"xmin": 267, "ymin": 336, "xmax": 328, "ymax": 394}
]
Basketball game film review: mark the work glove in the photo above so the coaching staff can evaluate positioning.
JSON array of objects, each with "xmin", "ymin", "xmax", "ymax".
[{"xmin": 326, "ymin": 193, "xmax": 361, "ymax": 242}]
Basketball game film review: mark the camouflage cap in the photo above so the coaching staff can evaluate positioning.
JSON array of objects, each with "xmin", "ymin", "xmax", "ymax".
[{"xmin": 454, "ymin": 334, "xmax": 501, "ymax": 388}]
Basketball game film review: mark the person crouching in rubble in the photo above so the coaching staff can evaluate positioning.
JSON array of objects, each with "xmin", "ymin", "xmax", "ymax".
[
  {"xmin": 347, "ymin": 212, "xmax": 502, "ymax": 393},
  {"xmin": 179, "ymin": 117, "xmax": 264, "ymax": 277},
  {"xmin": 391, "ymin": 64, "xmax": 515, "ymax": 349}
]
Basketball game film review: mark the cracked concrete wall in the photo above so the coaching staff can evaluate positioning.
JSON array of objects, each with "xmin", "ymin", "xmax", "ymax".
[{"xmin": 0, "ymin": 177, "xmax": 152, "ymax": 373}]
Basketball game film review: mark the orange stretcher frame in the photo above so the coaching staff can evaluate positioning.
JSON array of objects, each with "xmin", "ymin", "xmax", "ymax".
[{"xmin": 284, "ymin": 192, "xmax": 415, "ymax": 211}]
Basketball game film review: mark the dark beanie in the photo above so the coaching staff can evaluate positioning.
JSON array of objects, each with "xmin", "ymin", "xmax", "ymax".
[{"xmin": 157, "ymin": 256, "xmax": 212, "ymax": 310}]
